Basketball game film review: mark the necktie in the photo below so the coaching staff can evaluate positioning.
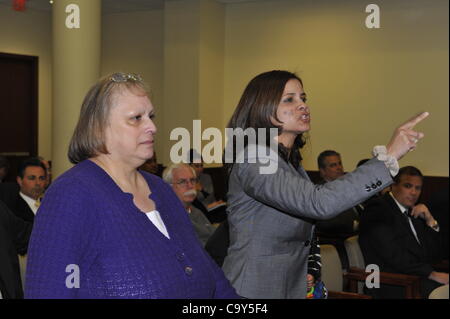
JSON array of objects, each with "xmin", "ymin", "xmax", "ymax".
[
  {"xmin": 35, "ymin": 196, "xmax": 42, "ymax": 208},
  {"xmin": 404, "ymin": 209, "xmax": 421, "ymax": 245}
]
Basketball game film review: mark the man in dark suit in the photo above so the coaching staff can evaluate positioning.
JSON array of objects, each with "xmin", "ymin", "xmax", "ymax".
[
  {"xmin": 427, "ymin": 187, "xmax": 449, "ymax": 260},
  {"xmin": 316, "ymin": 150, "xmax": 361, "ymax": 236},
  {"xmin": 315, "ymin": 150, "xmax": 361, "ymax": 271},
  {"xmin": 0, "ymin": 158, "xmax": 47, "ymax": 222},
  {"xmin": 359, "ymin": 166, "xmax": 448, "ymax": 298},
  {"xmin": 0, "ymin": 200, "xmax": 32, "ymax": 298}
]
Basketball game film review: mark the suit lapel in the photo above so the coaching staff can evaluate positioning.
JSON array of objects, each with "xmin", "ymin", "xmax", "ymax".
[
  {"xmin": 409, "ymin": 217, "xmax": 427, "ymax": 241},
  {"xmin": 384, "ymin": 195, "xmax": 423, "ymax": 254},
  {"xmin": 17, "ymin": 195, "xmax": 35, "ymax": 222}
]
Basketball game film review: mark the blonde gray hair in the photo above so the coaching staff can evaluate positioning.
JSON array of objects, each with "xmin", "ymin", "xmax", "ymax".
[{"xmin": 163, "ymin": 163, "xmax": 196, "ymax": 184}]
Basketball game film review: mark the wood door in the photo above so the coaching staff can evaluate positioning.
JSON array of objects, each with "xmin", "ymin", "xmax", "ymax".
[{"xmin": 0, "ymin": 52, "xmax": 38, "ymax": 182}]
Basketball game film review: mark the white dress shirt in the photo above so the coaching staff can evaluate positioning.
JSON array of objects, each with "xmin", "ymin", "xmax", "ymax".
[{"xmin": 19, "ymin": 192, "xmax": 39, "ymax": 215}]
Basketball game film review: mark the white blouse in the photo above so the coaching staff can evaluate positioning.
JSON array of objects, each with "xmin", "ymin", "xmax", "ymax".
[{"xmin": 144, "ymin": 210, "xmax": 170, "ymax": 239}]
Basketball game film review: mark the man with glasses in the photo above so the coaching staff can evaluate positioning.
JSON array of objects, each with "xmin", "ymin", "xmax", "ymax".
[
  {"xmin": 163, "ymin": 164, "xmax": 217, "ymax": 246},
  {"xmin": 188, "ymin": 149, "xmax": 227, "ymax": 223}
]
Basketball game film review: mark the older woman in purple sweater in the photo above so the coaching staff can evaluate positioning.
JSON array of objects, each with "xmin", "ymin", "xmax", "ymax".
[{"xmin": 25, "ymin": 73, "xmax": 239, "ymax": 299}]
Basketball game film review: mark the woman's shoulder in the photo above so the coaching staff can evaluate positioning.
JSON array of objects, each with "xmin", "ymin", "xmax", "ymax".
[
  {"xmin": 35, "ymin": 162, "xmax": 105, "ymax": 229},
  {"xmin": 52, "ymin": 159, "xmax": 101, "ymax": 180},
  {"xmin": 231, "ymin": 143, "xmax": 289, "ymax": 177},
  {"xmin": 229, "ymin": 143, "xmax": 281, "ymax": 166},
  {"xmin": 45, "ymin": 160, "xmax": 108, "ymax": 198},
  {"xmin": 240, "ymin": 143, "xmax": 279, "ymax": 158}
]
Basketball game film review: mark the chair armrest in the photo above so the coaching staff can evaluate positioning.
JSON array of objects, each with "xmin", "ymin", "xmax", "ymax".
[
  {"xmin": 347, "ymin": 267, "xmax": 421, "ymax": 286},
  {"xmin": 328, "ymin": 290, "xmax": 372, "ymax": 299},
  {"xmin": 345, "ymin": 267, "xmax": 421, "ymax": 298}
]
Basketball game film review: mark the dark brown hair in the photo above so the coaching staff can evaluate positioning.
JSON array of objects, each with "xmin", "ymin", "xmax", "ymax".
[
  {"xmin": 68, "ymin": 73, "xmax": 148, "ymax": 164},
  {"xmin": 394, "ymin": 166, "xmax": 424, "ymax": 184},
  {"xmin": 317, "ymin": 150, "xmax": 341, "ymax": 169},
  {"xmin": 224, "ymin": 70, "xmax": 307, "ymax": 173},
  {"xmin": 18, "ymin": 157, "xmax": 47, "ymax": 179}
]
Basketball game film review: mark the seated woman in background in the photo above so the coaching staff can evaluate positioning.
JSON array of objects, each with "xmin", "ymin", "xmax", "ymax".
[{"xmin": 25, "ymin": 72, "xmax": 239, "ymax": 299}]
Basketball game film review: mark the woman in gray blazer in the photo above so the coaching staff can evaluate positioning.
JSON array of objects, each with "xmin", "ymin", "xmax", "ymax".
[{"xmin": 221, "ymin": 70, "xmax": 428, "ymax": 299}]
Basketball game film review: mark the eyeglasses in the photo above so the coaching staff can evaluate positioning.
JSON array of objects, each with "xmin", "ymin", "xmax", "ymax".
[
  {"xmin": 110, "ymin": 72, "xmax": 142, "ymax": 83},
  {"xmin": 173, "ymin": 178, "xmax": 198, "ymax": 187}
]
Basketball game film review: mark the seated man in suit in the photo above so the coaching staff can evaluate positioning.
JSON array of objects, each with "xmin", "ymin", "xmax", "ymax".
[
  {"xmin": 315, "ymin": 150, "xmax": 361, "ymax": 270},
  {"xmin": 316, "ymin": 150, "xmax": 361, "ymax": 235},
  {"xmin": 359, "ymin": 166, "xmax": 448, "ymax": 298},
  {"xmin": 163, "ymin": 163, "xmax": 217, "ymax": 247},
  {"xmin": 427, "ymin": 187, "xmax": 449, "ymax": 261},
  {"xmin": 0, "ymin": 158, "xmax": 47, "ymax": 222},
  {"xmin": 0, "ymin": 200, "xmax": 32, "ymax": 299}
]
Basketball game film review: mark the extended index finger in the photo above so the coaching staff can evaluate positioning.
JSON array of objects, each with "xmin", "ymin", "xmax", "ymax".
[{"xmin": 400, "ymin": 111, "xmax": 429, "ymax": 129}]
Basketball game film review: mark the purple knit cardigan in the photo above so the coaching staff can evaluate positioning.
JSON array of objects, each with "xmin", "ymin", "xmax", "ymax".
[{"xmin": 25, "ymin": 160, "xmax": 238, "ymax": 299}]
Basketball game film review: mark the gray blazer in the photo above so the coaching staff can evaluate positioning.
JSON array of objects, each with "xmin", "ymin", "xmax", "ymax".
[{"xmin": 222, "ymin": 145, "xmax": 393, "ymax": 298}]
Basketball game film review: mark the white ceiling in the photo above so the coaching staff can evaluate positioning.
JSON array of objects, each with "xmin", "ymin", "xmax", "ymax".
[{"xmin": 0, "ymin": 0, "xmax": 269, "ymax": 13}]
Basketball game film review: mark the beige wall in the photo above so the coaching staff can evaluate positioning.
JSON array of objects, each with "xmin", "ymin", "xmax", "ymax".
[
  {"xmin": 223, "ymin": 0, "xmax": 449, "ymax": 175},
  {"xmin": 101, "ymin": 9, "xmax": 165, "ymax": 161},
  {"xmin": 163, "ymin": 0, "xmax": 201, "ymax": 165},
  {"xmin": 0, "ymin": 5, "xmax": 52, "ymax": 161},
  {"xmin": 198, "ymin": 0, "xmax": 225, "ymax": 167},
  {"xmin": 163, "ymin": 0, "xmax": 225, "ymax": 167},
  {"xmin": 1, "ymin": 0, "xmax": 448, "ymax": 176}
]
